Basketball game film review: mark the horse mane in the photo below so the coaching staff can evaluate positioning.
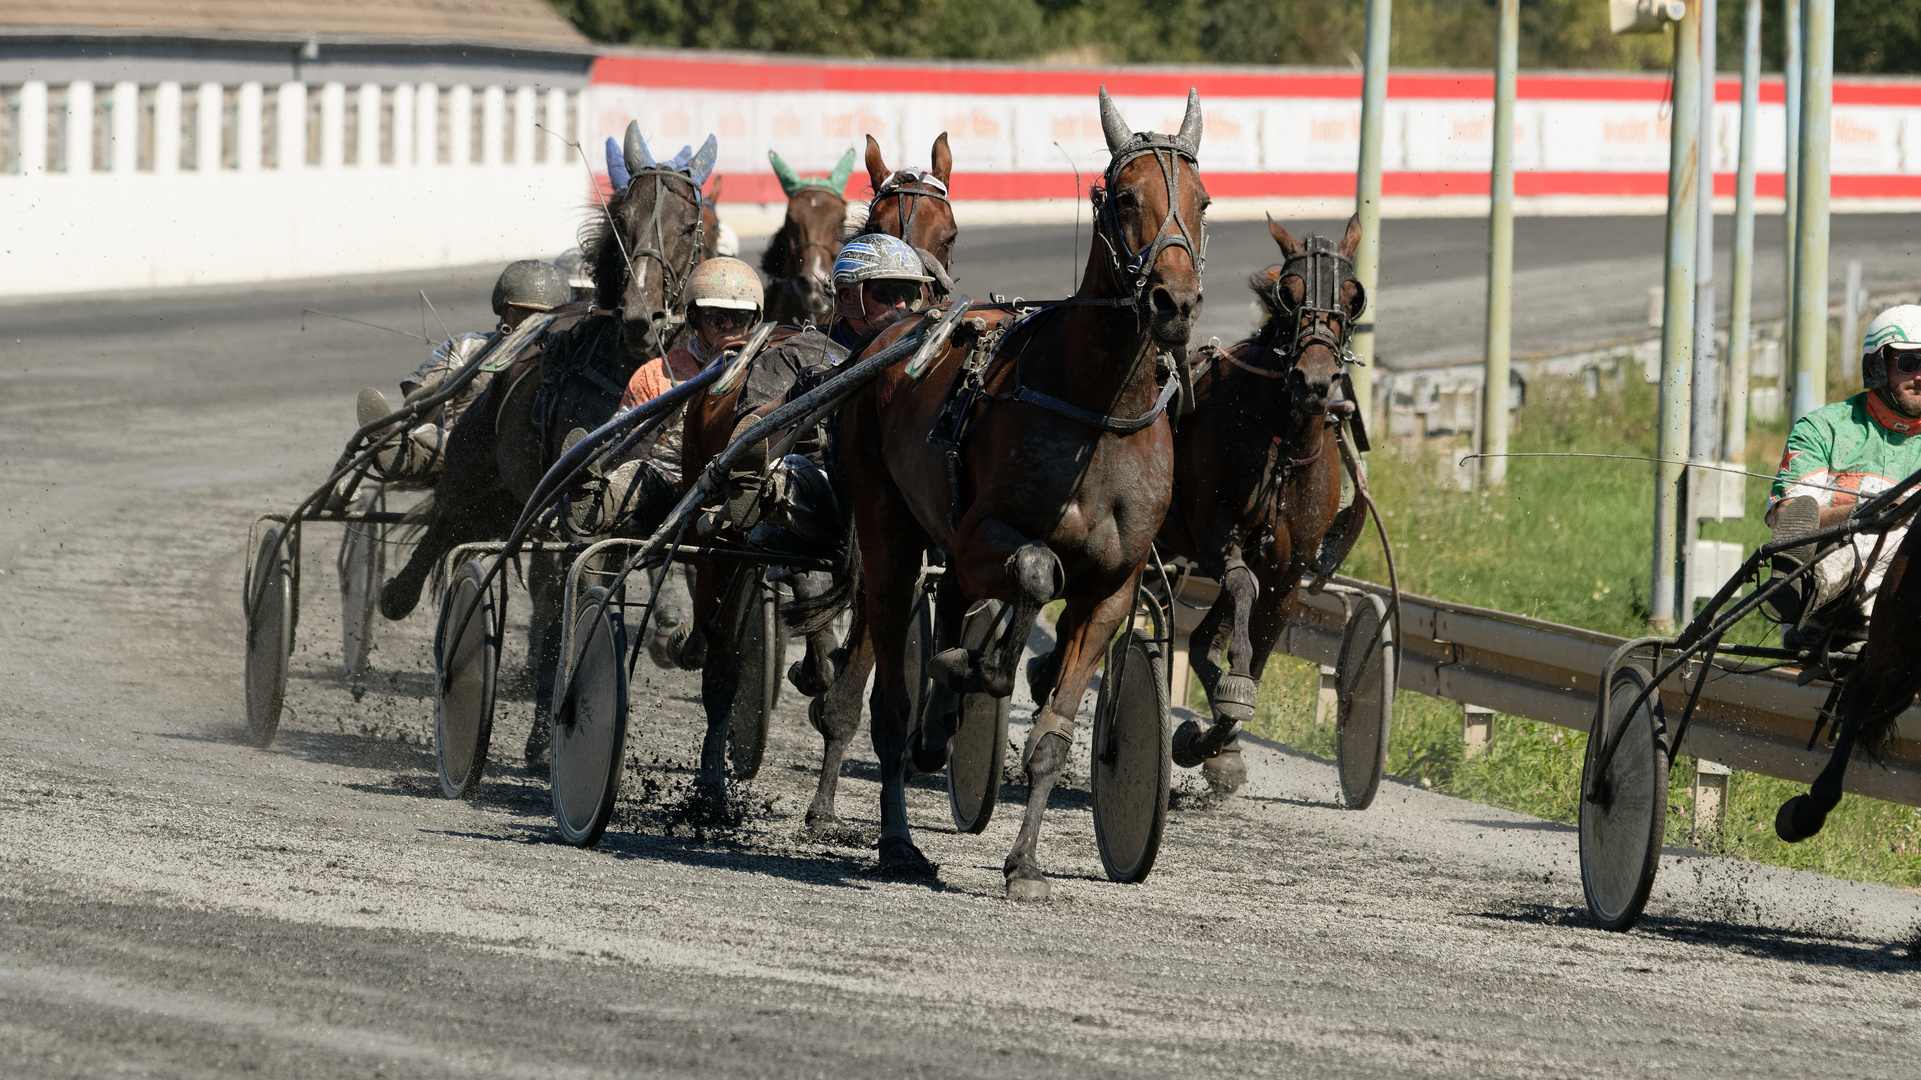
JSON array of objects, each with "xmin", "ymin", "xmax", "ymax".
[
  {"xmin": 761, "ymin": 215, "xmax": 800, "ymax": 278},
  {"xmin": 580, "ymin": 187, "xmax": 631, "ymax": 311},
  {"xmin": 1243, "ymin": 265, "xmax": 1287, "ymax": 351}
]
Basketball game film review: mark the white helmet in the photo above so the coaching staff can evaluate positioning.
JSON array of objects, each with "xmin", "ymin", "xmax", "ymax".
[
  {"xmin": 685, "ymin": 257, "xmax": 764, "ymax": 312},
  {"xmin": 1862, "ymin": 304, "xmax": 1921, "ymax": 389}
]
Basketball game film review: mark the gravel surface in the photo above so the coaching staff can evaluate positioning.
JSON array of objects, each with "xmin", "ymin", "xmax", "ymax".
[{"xmin": 5, "ymin": 231, "xmax": 1921, "ymax": 1078}]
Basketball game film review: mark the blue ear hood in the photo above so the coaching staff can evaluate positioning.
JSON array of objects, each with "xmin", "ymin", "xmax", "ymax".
[
  {"xmin": 687, "ymin": 135, "xmax": 718, "ymax": 186},
  {"xmin": 604, "ymin": 137, "xmax": 630, "ymax": 189}
]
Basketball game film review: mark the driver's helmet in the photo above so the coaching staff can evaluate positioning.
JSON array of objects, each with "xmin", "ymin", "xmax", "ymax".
[
  {"xmin": 1862, "ymin": 304, "xmax": 1921, "ymax": 389},
  {"xmin": 685, "ymin": 256, "xmax": 764, "ymax": 316},
  {"xmin": 552, "ymin": 247, "xmax": 594, "ymax": 299},
  {"xmin": 831, "ymin": 233, "xmax": 934, "ymax": 293},
  {"xmin": 492, "ymin": 260, "xmax": 571, "ymax": 317}
]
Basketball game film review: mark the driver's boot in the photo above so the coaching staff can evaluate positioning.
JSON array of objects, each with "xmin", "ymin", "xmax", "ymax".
[{"xmin": 1765, "ymin": 495, "xmax": 1821, "ymax": 626}]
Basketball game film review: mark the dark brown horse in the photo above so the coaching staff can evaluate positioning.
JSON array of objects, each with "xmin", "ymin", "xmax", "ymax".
[
  {"xmin": 378, "ymin": 123, "xmax": 716, "ymax": 755},
  {"xmin": 1157, "ymin": 216, "xmax": 1365, "ymax": 792},
  {"xmin": 761, "ymin": 149, "xmax": 854, "ymax": 325},
  {"xmin": 825, "ymin": 90, "xmax": 1206, "ymax": 895},
  {"xmin": 675, "ymin": 133, "xmax": 961, "ymax": 821}
]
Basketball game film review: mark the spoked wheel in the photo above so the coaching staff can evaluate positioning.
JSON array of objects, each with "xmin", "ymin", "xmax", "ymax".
[
  {"xmin": 1335, "ymin": 592, "xmax": 1396, "ymax": 809},
  {"xmin": 244, "ymin": 524, "xmax": 294, "ymax": 749},
  {"xmin": 947, "ymin": 600, "xmax": 1011, "ymax": 834},
  {"xmin": 1091, "ymin": 628, "xmax": 1172, "ymax": 883},
  {"xmin": 1579, "ymin": 664, "xmax": 1670, "ymax": 932},
  {"xmin": 337, "ymin": 488, "xmax": 384, "ymax": 679},
  {"xmin": 433, "ymin": 559, "xmax": 499, "ymax": 800},
  {"xmin": 726, "ymin": 575, "xmax": 780, "ymax": 780},
  {"xmin": 551, "ymin": 586, "xmax": 628, "ymax": 848}
]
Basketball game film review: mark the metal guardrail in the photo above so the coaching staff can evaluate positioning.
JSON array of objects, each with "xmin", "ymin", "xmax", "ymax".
[{"xmin": 1172, "ymin": 573, "xmax": 1921, "ymax": 808}]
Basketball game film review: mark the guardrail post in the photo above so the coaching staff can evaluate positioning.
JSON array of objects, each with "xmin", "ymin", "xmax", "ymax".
[
  {"xmin": 1788, "ymin": 0, "xmax": 1832, "ymax": 421},
  {"xmin": 1350, "ymin": 0, "xmax": 1393, "ymax": 424},
  {"xmin": 1480, "ymin": 0, "xmax": 1517, "ymax": 491},
  {"xmin": 1463, "ymin": 704, "xmax": 1495, "ymax": 756},
  {"xmin": 1652, "ymin": 2, "xmax": 1702, "ymax": 631},
  {"xmin": 1167, "ymin": 631, "xmax": 1193, "ymax": 710},
  {"xmin": 1723, "ymin": 0, "xmax": 1761, "ymax": 464},
  {"xmin": 1314, "ymin": 665, "xmax": 1339, "ymax": 727},
  {"xmin": 1691, "ymin": 758, "xmax": 1732, "ymax": 845}
]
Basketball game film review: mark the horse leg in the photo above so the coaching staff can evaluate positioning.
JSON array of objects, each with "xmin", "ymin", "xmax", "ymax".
[
  {"xmin": 1174, "ymin": 559, "xmax": 1260, "ymax": 768},
  {"xmin": 907, "ymin": 569, "xmax": 967, "ymax": 773},
  {"xmin": 926, "ymin": 521, "xmax": 1064, "ymax": 698},
  {"xmin": 1186, "ymin": 595, "xmax": 1230, "ymax": 702},
  {"xmin": 803, "ymin": 600, "xmax": 872, "ymax": 839},
  {"xmin": 860, "ymin": 511, "xmax": 937, "ymax": 875},
  {"xmin": 524, "ymin": 548, "xmax": 569, "ymax": 773},
  {"xmin": 696, "ymin": 564, "xmax": 750, "ymax": 814},
  {"xmin": 1004, "ymin": 578, "xmax": 1137, "ymax": 901},
  {"xmin": 785, "ymin": 570, "xmax": 839, "ymax": 697}
]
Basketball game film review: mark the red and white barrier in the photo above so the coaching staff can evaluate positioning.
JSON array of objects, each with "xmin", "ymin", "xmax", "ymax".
[{"xmin": 591, "ymin": 48, "xmax": 1921, "ymax": 231}]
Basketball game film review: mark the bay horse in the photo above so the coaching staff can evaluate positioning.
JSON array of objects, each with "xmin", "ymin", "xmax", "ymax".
[
  {"xmin": 378, "ymin": 122, "xmax": 716, "ymax": 761},
  {"xmin": 1157, "ymin": 216, "xmax": 1366, "ymax": 793},
  {"xmin": 675, "ymin": 133, "xmax": 962, "ymax": 822},
  {"xmin": 825, "ymin": 90, "xmax": 1206, "ymax": 895},
  {"xmin": 761, "ymin": 149, "xmax": 854, "ymax": 325}
]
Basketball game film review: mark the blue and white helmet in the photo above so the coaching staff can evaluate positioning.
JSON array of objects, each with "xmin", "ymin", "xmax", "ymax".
[{"xmin": 831, "ymin": 233, "xmax": 934, "ymax": 291}]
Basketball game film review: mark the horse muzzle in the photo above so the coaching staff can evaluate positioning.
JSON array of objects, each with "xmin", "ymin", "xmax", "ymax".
[
  {"xmin": 1289, "ymin": 367, "xmax": 1334, "ymax": 415},
  {"xmin": 1147, "ymin": 284, "xmax": 1201, "ymax": 348}
]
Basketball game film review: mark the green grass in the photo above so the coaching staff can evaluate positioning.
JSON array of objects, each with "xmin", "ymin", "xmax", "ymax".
[{"xmin": 1240, "ymin": 352, "xmax": 1921, "ymax": 892}]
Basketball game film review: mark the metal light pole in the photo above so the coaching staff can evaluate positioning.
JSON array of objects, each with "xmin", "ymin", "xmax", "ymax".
[
  {"xmin": 1690, "ymin": 0, "xmax": 1720, "ymax": 467},
  {"xmin": 1724, "ymin": 0, "xmax": 1762, "ymax": 464},
  {"xmin": 1480, "ymin": 0, "xmax": 1517, "ymax": 490},
  {"xmin": 1351, "ymin": 0, "xmax": 1393, "ymax": 424},
  {"xmin": 1782, "ymin": 0, "xmax": 1802, "ymax": 387},
  {"xmin": 1653, "ymin": 2, "xmax": 1702, "ymax": 631},
  {"xmin": 1790, "ymin": 0, "xmax": 1832, "ymax": 421}
]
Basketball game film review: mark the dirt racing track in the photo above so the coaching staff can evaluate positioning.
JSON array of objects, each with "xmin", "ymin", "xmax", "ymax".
[{"xmin": 5, "ymin": 225, "xmax": 1921, "ymax": 1077}]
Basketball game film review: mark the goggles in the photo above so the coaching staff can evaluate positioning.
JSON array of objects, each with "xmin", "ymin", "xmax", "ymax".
[
  {"xmin": 866, "ymin": 280, "xmax": 924, "ymax": 308},
  {"xmin": 699, "ymin": 307, "xmax": 758, "ymax": 331}
]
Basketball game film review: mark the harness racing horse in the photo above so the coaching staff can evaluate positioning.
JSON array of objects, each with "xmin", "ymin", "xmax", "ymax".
[
  {"xmin": 675, "ymin": 134, "xmax": 963, "ymax": 823},
  {"xmin": 1157, "ymin": 216, "xmax": 1367, "ymax": 793},
  {"xmin": 761, "ymin": 149, "xmax": 855, "ymax": 325},
  {"xmin": 829, "ymin": 89, "xmax": 1206, "ymax": 895},
  {"xmin": 378, "ymin": 122, "xmax": 716, "ymax": 760}
]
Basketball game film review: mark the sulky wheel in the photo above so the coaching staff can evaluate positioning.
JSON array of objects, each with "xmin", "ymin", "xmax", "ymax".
[
  {"xmin": 1335, "ymin": 592, "xmax": 1396, "ymax": 810},
  {"xmin": 1579, "ymin": 664, "xmax": 1669, "ymax": 932},
  {"xmin": 550, "ymin": 586, "xmax": 628, "ymax": 848},
  {"xmin": 337, "ymin": 489, "xmax": 384, "ymax": 679},
  {"xmin": 244, "ymin": 524, "xmax": 295, "ymax": 749},
  {"xmin": 433, "ymin": 559, "xmax": 499, "ymax": 800},
  {"xmin": 1091, "ymin": 628, "xmax": 1172, "ymax": 883},
  {"xmin": 947, "ymin": 599, "xmax": 1011, "ymax": 834},
  {"xmin": 726, "ymin": 576, "xmax": 780, "ymax": 780}
]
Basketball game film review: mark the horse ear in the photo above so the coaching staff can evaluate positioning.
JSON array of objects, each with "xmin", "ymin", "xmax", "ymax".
[
  {"xmin": 688, "ymin": 135, "xmax": 718, "ymax": 186},
  {"xmin": 769, "ymin": 150, "xmax": 802, "ymax": 197},
  {"xmin": 930, "ymin": 132, "xmax": 952, "ymax": 186},
  {"xmin": 708, "ymin": 174, "xmax": 723, "ymax": 201},
  {"xmin": 828, "ymin": 148, "xmax": 855, "ymax": 193},
  {"xmin": 604, "ymin": 136, "xmax": 630, "ymax": 189},
  {"xmin": 1098, "ymin": 86, "xmax": 1131, "ymax": 156},
  {"xmin": 623, "ymin": 120, "xmax": 651, "ymax": 174},
  {"xmin": 1338, "ymin": 212, "xmax": 1363, "ymax": 259},
  {"xmin": 1177, "ymin": 88, "xmax": 1203, "ymax": 153},
  {"xmin": 1267, "ymin": 213, "xmax": 1304, "ymax": 258},
  {"xmin": 864, "ymin": 134, "xmax": 889, "ymax": 191}
]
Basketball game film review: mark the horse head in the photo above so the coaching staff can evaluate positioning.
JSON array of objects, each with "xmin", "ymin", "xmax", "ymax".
[
  {"xmin": 765, "ymin": 149, "xmax": 853, "ymax": 321},
  {"xmin": 588, "ymin": 121, "xmax": 715, "ymax": 356},
  {"xmin": 1092, "ymin": 88, "xmax": 1208, "ymax": 351},
  {"xmin": 1263, "ymin": 214, "xmax": 1365, "ymax": 415},
  {"xmin": 860, "ymin": 133, "xmax": 958, "ymax": 280}
]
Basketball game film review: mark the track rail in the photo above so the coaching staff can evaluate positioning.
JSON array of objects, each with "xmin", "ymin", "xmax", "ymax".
[{"xmin": 1174, "ymin": 573, "xmax": 1921, "ymax": 808}]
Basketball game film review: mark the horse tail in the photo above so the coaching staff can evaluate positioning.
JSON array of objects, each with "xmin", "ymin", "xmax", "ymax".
[{"xmin": 783, "ymin": 527, "xmax": 860, "ymax": 638}]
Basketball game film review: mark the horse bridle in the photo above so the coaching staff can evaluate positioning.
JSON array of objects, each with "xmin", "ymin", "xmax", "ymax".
[
  {"xmin": 1270, "ymin": 237, "xmax": 1362, "ymax": 366},
  {"xmin": 1092, "ymin": 134, "xmax": 1206, "ymax": 322},
  {"xmin": 869, "ymin": 169, "xmax": 951, "ymax": 267},
  {"xmin": 620, "ymin": 166, "xmax": 709, "ymax": 354}
]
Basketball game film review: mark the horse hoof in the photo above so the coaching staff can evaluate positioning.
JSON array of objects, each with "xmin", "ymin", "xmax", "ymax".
[
  {"xmin": 1171, "ymin": 719, "xmax": 1206, "ymax": 768},
  {"xmin": 925, "ymin": 647, "xmax": 988, "ymax": 694},
  {"xmin": 877, "ymin": 837, "xmax": 938, "ymax": 879},
  {"xmin": 378, "ymin": 578, "xmax": 420, "ymax": 621},
  {"xmin": 908, "ymin": 712, "xmax": 958, "ymax": 775},
  {"xmin": 1202, "ymin": 746, "xmax": 1247, "ymax": 795},
  {"xmin": 1005, "ymin": 874, "xmax": 1052, "ymax": 902},
  {"xmin": 787, "ymin": 657, "xmax": 833, "ymax": 698},
  {"xmin": 1775, "ymin": 794, "xmax": 1829, "ymax": 843},
  {"xmin": 1208, "ymin": 674, "xmax": 1258, "ymax": 724}
]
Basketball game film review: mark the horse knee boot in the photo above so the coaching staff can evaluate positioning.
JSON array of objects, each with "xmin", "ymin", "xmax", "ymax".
[{"xmin": 1009, "ymin": 543, "xmax": 1066, "ymax": 606}]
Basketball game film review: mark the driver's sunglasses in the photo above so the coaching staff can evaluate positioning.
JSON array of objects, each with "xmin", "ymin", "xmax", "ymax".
[
  {"xmin": 868, "ymin": 281, "xmax": 923, "ymax": 307},
  {"xmin": 1883, "ymin": 346, "xmax": 1921, "ymax": 375},
  {"xmin": 700, "ymin": 307, "xmax": 757, "ymax": 331}
]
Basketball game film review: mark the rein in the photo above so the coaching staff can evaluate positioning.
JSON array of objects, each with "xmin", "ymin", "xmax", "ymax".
[{"xmin": 620, "ymin": 166, "xmax": 710, "ymax": 357}]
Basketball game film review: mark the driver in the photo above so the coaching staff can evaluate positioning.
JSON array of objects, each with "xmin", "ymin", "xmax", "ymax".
[
  {"xmin": 356, "ymin": 260, "xmax": 571, "ymax": 486},
  {"xmin": 1766, "ymin": 304, "xmax": 1921, "ymax": 644}
]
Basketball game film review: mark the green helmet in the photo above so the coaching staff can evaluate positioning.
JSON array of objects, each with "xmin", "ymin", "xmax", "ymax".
[{"xmin": 491, "ymin": 260, "xmax": 571, "ymax": 317}]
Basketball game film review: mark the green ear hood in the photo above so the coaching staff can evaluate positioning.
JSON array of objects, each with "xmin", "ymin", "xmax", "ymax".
[{"xmin": 768, "ymin": 148, "xmax": 856, "ymax": 196}]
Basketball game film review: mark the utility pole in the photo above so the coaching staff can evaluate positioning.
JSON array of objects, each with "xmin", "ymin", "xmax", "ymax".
[
  {"xmin": 1652, "ymin": 2, "xmax": 1702, "ymax": 631},
  {"xmin": 1724, "ymin": 0, "xmax": 1762, "ymax": 464},
  {"xmin": 1481, "ymin": 0, "xmax": 1517, "ymax": 490},
  {"xmin": 1790, "ymin": 0, "xmax": 1833, "ymax": 421},
  {"xmin": 1351, "ymin": 0, "xmax": 1393, "ymax": 425},
  {"xmin": 1782, "ymin": 0, "xmax": 1802, "ymax": 393}
]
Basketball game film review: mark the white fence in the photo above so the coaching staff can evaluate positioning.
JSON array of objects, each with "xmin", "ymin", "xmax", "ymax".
[{"xmin": 0, "ymin": 80, "xmax": 594, "ymax": 296}]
